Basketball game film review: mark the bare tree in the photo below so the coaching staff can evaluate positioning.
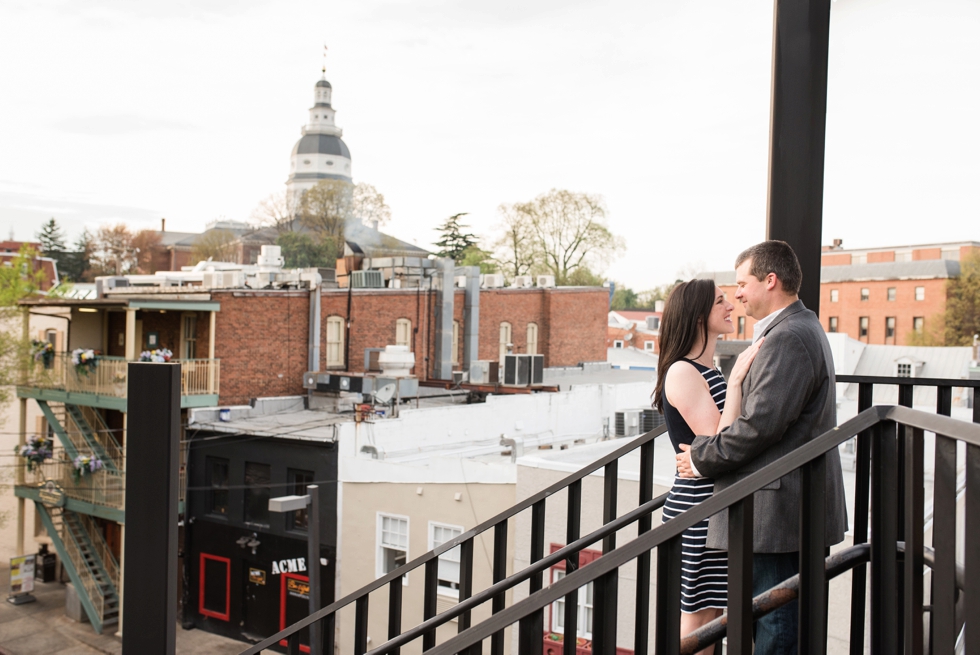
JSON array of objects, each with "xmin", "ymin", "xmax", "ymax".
[
  {"xmin": 492, "ymin": 203, "xmax": 539, "ymax": 278},
  {"xmin": 91, "ymin": 224, "xmax": 138, "ymax": 275},
  {"xmin": 503, "ymin": 189, "xmax": 622, "ymax": 285},
  {"xmin": 132, "ymin": 229, "xmax": 162, "ymax": 273},
  {"xmin": 352, "ymin": 182, "xmax": 391, "ymax": 228},
  {"xmin": 251, "ymin": 190, "xmax": 298, "ymax": 234},
  {"xmin": 191, "ymin": 229, "xmax": 238, "ymax": 264},
  {"xmin": 299, "ymin": 179, "xmax": 354, "ymax": 250}
]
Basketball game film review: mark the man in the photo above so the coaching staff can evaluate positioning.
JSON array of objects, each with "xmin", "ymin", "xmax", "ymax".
[{"xmin": 675, "ymin": 240, "xmax": 847, "ymax": 655}]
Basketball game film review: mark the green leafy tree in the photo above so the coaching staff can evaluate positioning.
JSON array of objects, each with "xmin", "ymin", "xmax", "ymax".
[
  {"xmin": 434, "ymin": 213, "xmax": 477, "ymax": 262},
  {"xmin": 611, "ymin": 286, "xmax": 641, "ymax": 310},
  {"xmin": 458, "ymin": 245, "xmax": 496, "ymax": 274},
  {"xmin": 276, "ymin": 232, "xmax": 339, "ymax": 268},
  {"xmin": 352, "ymin": 182, "xmax": 392, "ymax": 227},
  {"xmin": 60, "ymin": 229, "xmax": 95, "ymax": 282},
  {"xmin": 564, "ymin": 266, "xmax": 606, "ymax": 287},
  {"xmin": 36, "ymin": 218, "xmax": 71, "ymax": 278},
  {"xmin": 191, "ymin": 228, "xmax": 238, "ymax": 264},
  {"xmin": 1, "ymin": 246, "xmax": 47, "ymax": 398},
  {"xmin": 493, "ymin": 203, "xmax": 538, "ymax": 278},
  {"xmin": 942, "ymin": 251, "xmax": 980, "ymax": 346},
  {"xmin": 300, "ymin": 180, "xmax": 354, "ymax": 252}
]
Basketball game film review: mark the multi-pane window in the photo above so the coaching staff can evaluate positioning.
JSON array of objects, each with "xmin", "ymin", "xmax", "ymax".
[
  {"xmin": 613, "ymin": 340, "xmax": 624, "ymax": 349},
  {"xmin": 527, "ymin": 323, "xmax": 538, "ymax": 356},
  {"xmin": 207, "ymin": 457, "xmax": 229, "ymax": 516},
  {"xmin": 499, "ymin": 322, "xmax": 512, "ymax": 362},
  {"xmin": 830, "ymin": 289, "xmax": 839, "ymax": 303},
  {"xmin": 429, "ymin": 523, "xmax": 463, "ymax": 597},
  {"xmin": 325, "ymin": 316, "xmax": 344, "ymax": 368},
  {"xmin": 887, "ymin": 287, "xmax": 897, "ymax": 301},
  {"xmin": 552, "ymin": 570, "xmax": 594, "ymax": 639},
  {"xmin": 183, "ymin": 314, "xmax": 197, "ymax": 359},
  {"xmin": 859, "ymin": 317, "xmax": 869, "ymax": 339},
  {"xmin": 737, "ymin": 316, "xmax": 745, "ymax": 337},
  {"xmin": 886, "ymin": 317, "xmax": 896, "ymax": 339},
  {"xmin": 897, "ymin": 363, "xmax": 912, "ymax": 378},
  {"xmin": 378, "ymin": 514, "xmax": 409, "ymax": 580},
  {"xmin": 644, "ymin": 341, "xmax": 655, "ymax": 352},
  {"xmin": 395, "ymin": 319, "xmax": 413, "ymax": 350},
  {"xmin": 860, "ymin": 288, "xmax": 870, "ymax": 302},
  {"xmin": 244, "ymin": 462, "xmax": 271, "ymax": 526},
  {"xmin": 915, "ymin": 286, "xmax": 925, "ymax": 301},
  {"xmin": 828, "ymin": 317, "xmax": 838, "ymax": 333},
  {"xmin": 913, "ymin": 317, "xmax": 925, "ymax": 333},
  {"xmin": 288, "ymin": 469, "xmax": 314, "ymax": 531}
]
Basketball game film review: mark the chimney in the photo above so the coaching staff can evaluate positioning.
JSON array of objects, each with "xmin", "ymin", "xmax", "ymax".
[
  {"xmin": 161, "ymin": 218, "xmax": 166, "ymax": 233},
  {"xmin": 832, "ymin": 238, "xmax": 842, "ymax": 249}
]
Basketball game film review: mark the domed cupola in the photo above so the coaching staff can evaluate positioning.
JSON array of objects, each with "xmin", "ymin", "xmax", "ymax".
[{"xmin": 287, "ymin": 69, "xmax": 352, "ymax": 202}]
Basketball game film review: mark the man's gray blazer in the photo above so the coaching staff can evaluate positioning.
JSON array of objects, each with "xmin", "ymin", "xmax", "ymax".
[{"xmin": 690, "ymin": 300, "xmax": 847, "ymax": 553}]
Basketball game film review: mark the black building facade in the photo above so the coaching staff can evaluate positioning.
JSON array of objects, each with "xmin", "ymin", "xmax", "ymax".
[{"xmin": 184, "ymin": 434, "xmax": 338, "ymax": 652}]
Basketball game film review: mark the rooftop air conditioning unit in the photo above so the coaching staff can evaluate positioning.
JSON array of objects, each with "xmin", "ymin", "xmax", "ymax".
[
  {"xmin": 529, "ymin": 354, "xmax": 544, "ymax": 385},
  {"xmin": 536, "ymin": 275, "xmax": 556, "ymax": 288},
  {"xmin": 468, "ymin": 360, "xmax": 498, "ymax": 385},
  {"xmin": 482, "ymin": 274, "xmax": 505, "ymax": 289},
  {"xmin": 454, "ymin": 276, "xmax": 467, "ymax": 288},
  {"xmin": 204, "ymin": 270, "xmax": 245, "ymax": 289},
  {"xmin": 640, "ymin": 408, "xmax": 665, "ymax": 433},
  {"xmin": 614, "ymin": 410, "xmax": 642, "ymax": 437},
  {"xmin": 351, "ymin": 270, "xmax": 385, "ymax": 289},
  {"xmin": 646, "ymin": 316, "xmax": 661, "ymax": 331},
  {"xmin": 502, "ymin": 354, "xmax": 532, "ymax": 386},
  {"xmin": 512, "ymin": 275, "xmax": 533, "ymax": 289},
  {"xmin": 378, "ymin": 345, "xmax": 415, "ymax": 377}
]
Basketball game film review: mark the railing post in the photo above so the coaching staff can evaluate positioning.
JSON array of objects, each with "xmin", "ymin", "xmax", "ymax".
[
  {"xmin": 870, "ymin": 420, "xmax": 898, "ymax": 654},
  {"xmin": 727, "ymin": 495, "xmax": 754, "ymax": 655},
  {"xmin": 849, "ymin": 382, "xmax": 873, "ymax": 655},
  {"xmin": 799, "ymin": 454, "xmax": 828, "ymax": 654},
  {"xmin": 904, "ymin": 427, "xmax": 924, "ymax": 655},
  {"xmin": 592, "ymin": 461, "xmax": 618, "ymax": 655},
  {"xmin": 354, "ymin": 596, "xmax": 369, "ymax": 655},
  {"xmin": 388, "ymin": 577, "xmax": 403, "ymax": 655},
  {"xmin": 563, "ymin": 481, "xmax": 581, "ymax": 655},
  {"xmin": 965, "ymin": 442, "xmax": 980, "ymax": 655},
  {"xmin": 634, "ymin": 440, "xmax": 655, "ymax": 655},
  {"xmin": 423, "ymin": 558, "xmax": 439, "ymax": 651},
  {"xmin": 895, "ymin": 384, "xmax": 913, "ymax": 653},
  {"xmin": 518, "ymin": 500, "xmax": 545, "ymax": 655},
  {"xmin": 654, "ymin": 536, "xmax": 682, "ymax": 655},
  {"xmin": 932, "ymin": 429, "xmax": 958, "ymax": 655},
  {"xmin": 490, "ymin": 521, "xmax": 508, "ymax": 655}
]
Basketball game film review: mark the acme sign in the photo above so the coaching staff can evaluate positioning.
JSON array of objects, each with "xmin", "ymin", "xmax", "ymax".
[{"xmin": 271, "ymin": 558, "xmax": 307, "ymax": 575}]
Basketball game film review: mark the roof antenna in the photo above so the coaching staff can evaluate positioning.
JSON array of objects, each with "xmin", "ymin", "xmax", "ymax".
[{"xmin": 322, "ymin": 43, "xmax": 328, "ymax": 77}]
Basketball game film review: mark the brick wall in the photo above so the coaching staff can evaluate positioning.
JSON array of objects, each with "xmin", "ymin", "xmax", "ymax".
[
  {"xmin": 821, "ymin": 253, "xmax": 851, "ymax": 266},
  {"xmin": 211, "ymin": 286, "xmax": 608, "ymax": 404}
]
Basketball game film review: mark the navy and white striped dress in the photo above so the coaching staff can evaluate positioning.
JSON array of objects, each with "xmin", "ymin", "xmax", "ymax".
[{"xmin": 660, "ymin": 358, "xmax": 728, "ymax": 613}]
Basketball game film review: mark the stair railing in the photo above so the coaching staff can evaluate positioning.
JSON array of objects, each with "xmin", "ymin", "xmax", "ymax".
[
  {"xmin": 60, "ymin": 510, "xmax": 116, "ymax": 626},
  {"xmin": 78, "ymin": 511, "xmax": 120, "ymax": 594}
]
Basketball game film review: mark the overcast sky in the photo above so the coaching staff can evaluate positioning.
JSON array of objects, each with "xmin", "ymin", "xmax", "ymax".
[{"xmin": 1, "ymin": 0, "xmax": 977, "ymax": 289}]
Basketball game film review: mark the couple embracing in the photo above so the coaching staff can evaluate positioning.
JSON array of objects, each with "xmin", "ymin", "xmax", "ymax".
[{"xmin": 654, "ymin": 240, "xmax": 847, "ymax": 655}]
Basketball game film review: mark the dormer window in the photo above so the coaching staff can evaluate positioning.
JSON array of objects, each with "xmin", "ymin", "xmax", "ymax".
[
  {"xmin": 895, "ymin": 357, "xmax": 920, "ymax": 378},
  {"xmin": 897, "ymin": 363, "xmax": 912, "ymax": 378}
]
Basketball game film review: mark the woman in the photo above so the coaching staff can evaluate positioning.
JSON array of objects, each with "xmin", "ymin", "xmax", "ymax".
[{"xmin": 653, "ymin": 279, "xmax": 762, "ymax": 651}]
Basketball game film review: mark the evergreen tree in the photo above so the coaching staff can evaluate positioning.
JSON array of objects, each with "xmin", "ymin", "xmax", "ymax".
[
  {"xmin": 61, "ymin": 229, "xmax": 95, "ymax": 282},
  {"xmin": 37, "ymin": 218, "xmax": 66, "ymax": 255},
  {"xmin": 434, "ymin": 213, "xmax": 477, "ymax": 262}
]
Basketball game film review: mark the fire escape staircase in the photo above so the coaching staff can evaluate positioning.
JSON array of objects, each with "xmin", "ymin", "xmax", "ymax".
[
  {"xmin": 36, "ymin": 400, "xmax": 122, "ymax": 474},
  {"xmin": 242, "ymin": 376, "xmax": 980, "ymax": 655},
  {"xmin": 34, "ymin": 504, "xmax": 120, "ymax": 634}
]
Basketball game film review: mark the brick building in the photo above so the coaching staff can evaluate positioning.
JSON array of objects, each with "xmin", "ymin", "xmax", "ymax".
[
  {"xmin": 607, "ymin": 309, "xmax": 662, "ymax": 354},
  {"xmin": 705, "ymin": 240, "xmax": 979, "ymax": 346}
]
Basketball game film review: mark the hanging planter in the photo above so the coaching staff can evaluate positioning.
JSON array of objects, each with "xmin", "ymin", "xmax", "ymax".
[
  {"xmin": 72, "ymin": 454, "xmax": 104, "ymax": 482},
  {"xmin": 139, "ymin": 348, "xmax": 173, "ymax": 362},
  {"xmin": 71, "ymin": 348, "xmax": 99, "ymax": 376},
  {"xmin": 16, "ymin": 435, "xmax": 53, "ymax": 473},
  {"xmin": 30, "ymin": 340, "xmax": 54, "ymax": 368}
]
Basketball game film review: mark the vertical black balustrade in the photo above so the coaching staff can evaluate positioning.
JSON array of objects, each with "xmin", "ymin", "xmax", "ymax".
[
  {"xmin": 592, "ymin": 462, "xmax": 619, "ymax": 655},
  {"xmin": 799, "ymin": 454, "xmax": 828, "ymax": 654},
  {"xmin": 519, "ymin": 500, "xmax": 546, "ymax": 655},
  {"xmin": 289, "ymin": 632, "xmax": 302, "ymax": 655},
  {"xmin": 491, "ymin": 522, "xmax": 508, "ymax": 655},
  {"xmin": 849, "ymin": 382, "xmax": 873, "ymax": 655},
  {"xmin": 458, "ymin": 538, "xmax": 474, "ymax": 632},
  {"xmin": 966, "ymin": 442, "xmax": 980, "ymax": 655},
  {"xmin": 355, "ymin": 596, "xmax": 370, "ymax": 655},
  {"xmin": 895, "ymin": 385, "xmax": 913, "ymax": 653},
  {"xmin": 323, "ymin": 613, "xmax": 336, "ymax": 655},
  {"xmin": 727, "ymin": 495, "xmax": 754, "ymax": 655},
  {"xmin": 634, "ymin": 441, "xmax": 655, "ymax": 655},
  {"xmin": 388, "ymin": 577, "xmax": 403, "ymax": 655},
  {"xmin": 423, "ymin": 559, "xmax": 439, "ymax": 651},
  {"xmin": 932, "ymin": 430, "xmax": 957, "ymax": 655},
  {"xmin": 904, "ymin": 426, "xmax": 924, "ymax": 655},
  {"xmin": 654, "ymin": 536, "xmax": 682, "ymax": 655},
  {"xmin": 563, "ymin": 481, "xmax": 582, "ymax": 655},
  {"xmin": 870, "ymin": 420, "xmax": 898, "ymax": 654}
]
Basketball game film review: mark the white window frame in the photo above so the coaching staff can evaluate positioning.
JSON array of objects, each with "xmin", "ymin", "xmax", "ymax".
[
  {"xmin": 887, "ymin": 287, "xmax": 897, "ymax": 301},
  {"xmin": 859, "ymin": 317, "xmax": 869, "ymax": 338},
  {"xmin": 830, "ymin": 289, "xmax": 839, "ymax": 303},
  {"xmin": 377, "ymin": 513, "xmax": 410, "ymax": 584},
  {"xmin": 526, "ymin": 322, "xmax": 538, "ymax": 356},
  {"xmin": 550, "ymin": 569, "xmax": 593, "ymax": 639},
  {"xmin": 643, "ymin": 340, "xmax": 655, "ymax": 352},
  {"xmin": 896, "ymin": 362, "xmax": 913, "ymax": 378},
  {"xmin": 613, "ymin": 340, "xmax": 624, "ymax": 349},
  {"xmin": 396, "ymin": 318, "xmax": 413, "ymax": 350},
  {"xmin": 325, "ymin": 316, "xmax": 345, "ymax": 368},
  {"xmin": 886, "ymin": 317, "xmax": 896, "ymax": 339},
  {"xmin": 428, "ymin": 521, "xmax": 464, "ymax": 598},
  {"xmin": 913, "ymin": 317, "xmax": 925, "ymax": 333},
  {"xmin": 181, "ymin": 313, "xmax": 198, "ymax": 359},
  {"xmin": 860, "ymin": 288, "xmax": 870, "ymax": 302},
  {"xmin": 915, "ymin": 286, "xmax": 925, "ymax": 302},
  {"xmin": 499, "ymin": 322, "xmax": 512, "ymax": 362},
  {"xmin": 829, "ymin": 317, "xmax": 838, "ymax": 333}
]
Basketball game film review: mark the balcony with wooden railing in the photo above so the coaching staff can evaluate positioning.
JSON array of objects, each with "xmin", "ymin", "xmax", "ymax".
[{"xmin": 19, "ymin": 352, "xmax": 220, "ymax": 410}]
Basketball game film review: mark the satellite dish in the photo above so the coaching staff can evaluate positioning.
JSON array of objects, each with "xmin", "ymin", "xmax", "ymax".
[
  {"xmin": 625, "ymin": 333, "xmax": 633, "ymax": 341},
  {"xmin": 373, "ymin": 383, "xmax": 396, "ymax": 404}
]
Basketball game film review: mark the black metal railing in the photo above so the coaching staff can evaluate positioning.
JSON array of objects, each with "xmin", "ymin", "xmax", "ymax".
[
  {"xmin": 243, "ymin": 375, "xmax": 980, "ymax": 655},
  {"xmin": 240, "ymin": 424, "xmax": 672, "ymax": 655}
]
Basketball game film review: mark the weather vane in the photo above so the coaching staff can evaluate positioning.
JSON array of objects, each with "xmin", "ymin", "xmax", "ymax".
[{"xmin": 322, "ymin": 44, "xmax": 328, "ymax": 75}]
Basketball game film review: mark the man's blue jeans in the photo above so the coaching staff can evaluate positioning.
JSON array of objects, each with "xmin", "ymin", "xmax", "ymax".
[{"xmin": 752, "ymin": 552, "xmax": 799, "ymax": 655}]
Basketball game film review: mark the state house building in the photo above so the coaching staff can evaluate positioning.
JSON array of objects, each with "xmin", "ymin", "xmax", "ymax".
[{"xmin": 707, "ymin": 240, "xmax": 978, "ymax": 346}]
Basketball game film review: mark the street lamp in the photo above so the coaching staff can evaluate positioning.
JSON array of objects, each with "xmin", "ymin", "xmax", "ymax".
[{"xmin": 269, "ymin": 485, "xmax": 321, "ymax": 655}]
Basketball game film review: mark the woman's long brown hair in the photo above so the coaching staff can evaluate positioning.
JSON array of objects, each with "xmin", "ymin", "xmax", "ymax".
[{"xmin": 652, "ymin": 279, "xmax": 716, "ymax": 412}]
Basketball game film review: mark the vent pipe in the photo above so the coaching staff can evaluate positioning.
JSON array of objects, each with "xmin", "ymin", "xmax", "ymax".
[
  {"xmin": 462, "ymin": 266, "xmax": 480, "ymax": 371},
  {"xmin": 433, "ymin": 258, "xmax": 454, "ymax": 380}
]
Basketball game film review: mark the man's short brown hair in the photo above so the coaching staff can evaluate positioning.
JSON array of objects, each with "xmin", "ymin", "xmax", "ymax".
[{"xmin": 735, "ymin": 240, "xmax": 802, "ymax": 294}]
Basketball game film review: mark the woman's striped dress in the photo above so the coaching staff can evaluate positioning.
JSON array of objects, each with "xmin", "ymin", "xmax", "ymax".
[{"xmin": 660, "ymin": 359, "xmax": 728, "ymax": 613}]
